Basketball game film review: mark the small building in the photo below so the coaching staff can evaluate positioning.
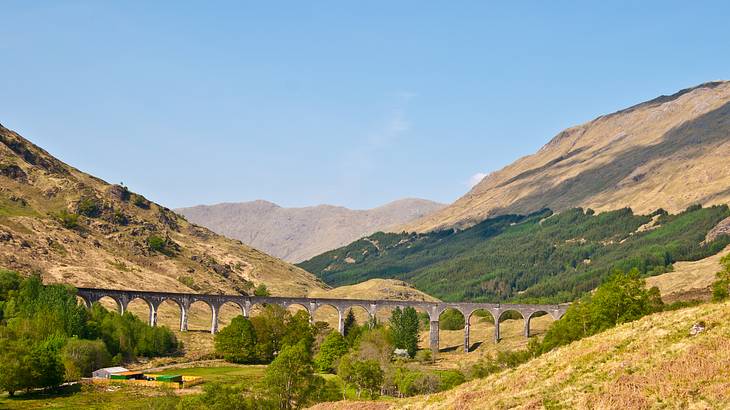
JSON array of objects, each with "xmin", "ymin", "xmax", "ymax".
[{"xmin": 92, "ymin": 366, "xmax": 129, "ymax": 379}]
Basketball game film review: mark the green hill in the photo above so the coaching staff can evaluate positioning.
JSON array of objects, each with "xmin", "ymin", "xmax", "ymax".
[{"xmin": 298, "ymin": 205, "xmax": 730, "ymax": 303}]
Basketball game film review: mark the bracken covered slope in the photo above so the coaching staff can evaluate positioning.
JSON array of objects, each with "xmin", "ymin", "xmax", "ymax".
[
  {"xmin": 404, "ymin": 81, "xmax": 730, "ymax": 233},
  {"xmin": 310, "ymin": 300, "xmax": 730, "ymax": 409},
  {"xmin": 0, "ymin": 124, "xmax": 325, "ymax": 296},
  {"xmin": 177, "ymin": 199, "xmax": 444, "ymax": 262}
]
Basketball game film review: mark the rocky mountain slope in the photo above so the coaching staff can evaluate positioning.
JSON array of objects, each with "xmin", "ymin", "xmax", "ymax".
[
  {"xmin": 177, "ymin": 198, "xmax": 444, "ymax": 262},
  {"xmin": 0, "ymin": 124, "xmax": 325, "ymax": 296},
  {"xmin": 404, "ymin": 81, "xmax": 730, "ymax": 233},
  {"xmin": 312, "ymin": 300, "xmax": 730, "ymax": 409}
]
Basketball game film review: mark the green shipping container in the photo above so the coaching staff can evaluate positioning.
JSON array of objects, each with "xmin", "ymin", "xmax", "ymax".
[{"xmin": 155, "ymin": 374, "xmax": 182, "ymax": 382}]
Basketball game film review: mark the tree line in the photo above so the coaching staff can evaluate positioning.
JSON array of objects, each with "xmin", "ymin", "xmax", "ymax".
[
  {"xmin": 0, "ymin": 270, "xmax": 178, "ymax": 396},
  {"xmin": 299, "ymin": 205, "xmax": 730, "ymax": 303}
]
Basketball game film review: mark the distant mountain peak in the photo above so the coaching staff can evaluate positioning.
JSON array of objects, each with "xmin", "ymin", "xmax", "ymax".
[{"xmin": 177, "ymin": 199, "xmax": 445, "ymax": 262}]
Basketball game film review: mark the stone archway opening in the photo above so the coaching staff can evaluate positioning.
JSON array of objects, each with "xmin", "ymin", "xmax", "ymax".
[
  {"xmin": 437, "ymin": 308, "xmax": 466, "ymax": 353},
  {"xmin": 218, "ymin": 301, "xmax": 245, "ymax": 328},
  {"xmin": 467, "ymin": 309, "xmax": 496, "ymax": 352},
  {"xmin": 525, "ymin": 311, "xmax": 554, "ymax": 338},
  {"xmin": 96, "ymin": 295, "xmax": 123, "ymax": 314},
  {"xmin": 496, "ymin": 309, "xmax": 525, "ymax": 344},
  {"xmin": 156, "ymin": 299, "xmax": 184, "ymax": 330},
  {"xmin": 312, "ymin": 304, "xmax": 340, "ymax": 332},
  {"xmin": 187, "ymin": 300, "xmax": 214, "ymax": 332},
  {"xmin": 126, "ymin": 297, "xmax": 153, "ymax": 324}
]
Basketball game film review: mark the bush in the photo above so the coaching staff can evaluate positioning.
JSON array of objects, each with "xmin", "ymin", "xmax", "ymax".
[
  {"xmin": 711, "ymin": 254, "xmax": 730, "ymax": 301},
  {"xmin": 147, "ymin": 235, "xmax": 176, "ymax": 256},
  {"xmin": 337, "ymin": 355, "xmax": 384, "ymax": 399},
  {"xmin": 112, "ymin": 210, "xmax": 128, "ymax": 225},
  {"xmin": 253, "ymin": 283, "xmax": 270, "ymax": 297},
  {"xmin": 77, "ymin": 198, "xmax": 101, "ymax": 217},
  {"xmin": 56, "ymin": 210, "xmax": 79, "ymax": 229},
  {"xmin": 178, "ymin": 275, "xmax": 196, "ymax": 289},
  {"xmin": 132, "ymin": 195, "xmax": 150, "ymax": 209},
  {"xmin": 532, "ymin": 269, "xmax": 663, "ymax": 355}
]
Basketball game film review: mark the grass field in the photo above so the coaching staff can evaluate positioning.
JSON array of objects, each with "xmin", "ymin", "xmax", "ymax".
[{"xmin": 0, "ymin": 364, "xmax": 266, "ymax": 410}]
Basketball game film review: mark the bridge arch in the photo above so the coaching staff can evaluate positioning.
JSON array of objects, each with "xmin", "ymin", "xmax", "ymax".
[
  {"xmin": 312, "ymin": 303, "xmax": 343, "ymax": 333},
  {"xmin": 465, "ymin": 308, "xmax": 497, "ymax": 352}
]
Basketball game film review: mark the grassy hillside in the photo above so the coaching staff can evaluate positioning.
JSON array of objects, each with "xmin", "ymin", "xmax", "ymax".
[
  {"xmin": 299, "ymin": 206, "xmax": 730, "ymax": 303},
  {"xmin": 312, "ymin": 300, "xmax": 730, "ymax": 410},
  {"xmin": 404, "ymin": 81, "xmax": 730, "ymax": 233},
  {"xmin": 0, "ymin": 124, "xmax": 324, "ymax": 296}
]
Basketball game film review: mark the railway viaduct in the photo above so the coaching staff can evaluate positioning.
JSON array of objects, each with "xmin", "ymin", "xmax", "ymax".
[{"xmin": 76, "ymin": 287, "xmax": 568, "ymax": 354}]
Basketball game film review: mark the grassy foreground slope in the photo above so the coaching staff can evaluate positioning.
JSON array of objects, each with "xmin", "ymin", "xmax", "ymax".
[
  {"xmin": 311, "ymin": 300, "xmax": 730, "ymax": 410},
  {"xmin": 300, "ymin": 206, "xmax": 730, "ymax": 303}
]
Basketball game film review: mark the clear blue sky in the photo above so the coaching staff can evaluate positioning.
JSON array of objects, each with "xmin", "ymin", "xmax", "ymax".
[{"xmin": 2, "ymin": 1, "xmax": 729, "ymax": 209}]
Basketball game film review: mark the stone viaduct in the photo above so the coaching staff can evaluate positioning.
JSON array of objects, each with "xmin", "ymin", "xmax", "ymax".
[{"xmin": 76, "ymin": 287, "xmax": 568, "ymax": 354}]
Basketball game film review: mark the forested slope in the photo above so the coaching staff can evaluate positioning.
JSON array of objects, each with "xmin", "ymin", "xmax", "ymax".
[{"xmin": 299, "ymin": 205, "xmax": 730, "ymax": 303}]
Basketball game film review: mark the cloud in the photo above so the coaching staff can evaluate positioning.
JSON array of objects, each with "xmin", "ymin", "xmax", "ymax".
[{"xmin": 467, "ymin": 172, "xmax": 488, "ymax": 188}]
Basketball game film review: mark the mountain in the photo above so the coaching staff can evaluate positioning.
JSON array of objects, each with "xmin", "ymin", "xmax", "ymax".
[
  {"xmin": 298, "ymin": 206, "xmax": 730, "ymax": 302},
  {"xmin": 311, "ymin": 299, "xmax": 730, "ymax": 409},
  {"xmin": 403, "ymin": 81, "xmax": 730, "ymax": 233},
  {"xmin": 0, "ymin": 124, "xmax": 324, "ymax": 296},
  {"xmin": 177, "ymin": 198, "xmax": 445, "ymax": 262}
]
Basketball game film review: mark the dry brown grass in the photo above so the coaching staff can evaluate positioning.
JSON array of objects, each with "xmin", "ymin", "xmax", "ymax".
[
  {"xmin": 647, "ymin": 245, "xmax": 730, "ymax": 302},
  {"xmin": 309, "ymin": 300, "xmax": 730, "ymax": 410},
  {"xmin": 403, "ymin": 81, "xmax": 730, "ymax": 233}
]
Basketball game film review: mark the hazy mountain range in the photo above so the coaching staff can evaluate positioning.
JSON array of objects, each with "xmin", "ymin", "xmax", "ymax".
[{"xmin": 177, "ymin": 199, "xmax": 445, "ymax": 262}]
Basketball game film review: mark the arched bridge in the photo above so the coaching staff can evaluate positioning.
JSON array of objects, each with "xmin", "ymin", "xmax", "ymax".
[{"xmin": 76, "ymin": 287, "xmax": 568, "ymax": 354}]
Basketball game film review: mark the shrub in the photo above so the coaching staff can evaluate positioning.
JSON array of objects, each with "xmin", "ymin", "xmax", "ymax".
[
  {"xmin": 77, "ymin": 198, "xmax": 101, "ymax": 217},
  {"xmin": 147, "ymin": 235, "xmax": 176, "ymax": 256},
  {"xmin": 132, "ymin": 194, "xmax": 150, "ymax": 209},
  {"xmin": 337, "ymin": 355, "xmax": 384, "ymax": 399},
  {"xmin": 253, "ymin": 283, "xmax": 270, "ymax": 297},
  {"xmin": 178, "ymin": 275, "xmax": 196, "ymax": 289},
  {"xmin": 711, "ymin": 254, "xmax": 730, "ymax": 301},
  {"xmin": 112, "ymin": 210, "xmax": 128, "ymax": 225},
  {"xmin": 56, "ymin": 210, "xmax": 79, "ymax": 229}
]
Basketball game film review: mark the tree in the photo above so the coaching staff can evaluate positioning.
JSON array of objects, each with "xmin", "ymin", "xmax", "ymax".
[
  {"xmin": 0, "ymin": 329, "xmax": 31, "ymax": 396},
  {"xmin": 214, "ymin": 316, "xmax": 258, "ymax": 363},
  {"xmin": 337, "ymin": 355, "xmax": 384, "ymax": 399},
  {"xmin": 390, "ymin": 307, "xmax": 419, "ymax": 358},
  {"xmin": 264, "ymin": 341, "xmax": 318, "ymax": 409},
  {"xmin": 712, "ymin": 254, "xmax": 730, "ymax": 301},
  {"xmin": 343, "ymin": 309, "xmax": 356, "ymax": 337},
  {"xmin": 534, "ymin": 269, "xmax": 664, "ymax": 354},
  {"xmin": 62, "ymin": 338, "xmax": 111, "ymax": 380},
  {"xmin": 355, "ymin": 326, "xmax": 393, "ymax": 366},
  {"xmin": 314, "ymin": 331, "xmax": 348, "ymax": 373}
]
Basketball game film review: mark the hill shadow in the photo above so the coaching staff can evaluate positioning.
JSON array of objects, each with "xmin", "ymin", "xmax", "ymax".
[{"xmin": 496, "ymin": 100, "xmax": 730, "ymax": 215}]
